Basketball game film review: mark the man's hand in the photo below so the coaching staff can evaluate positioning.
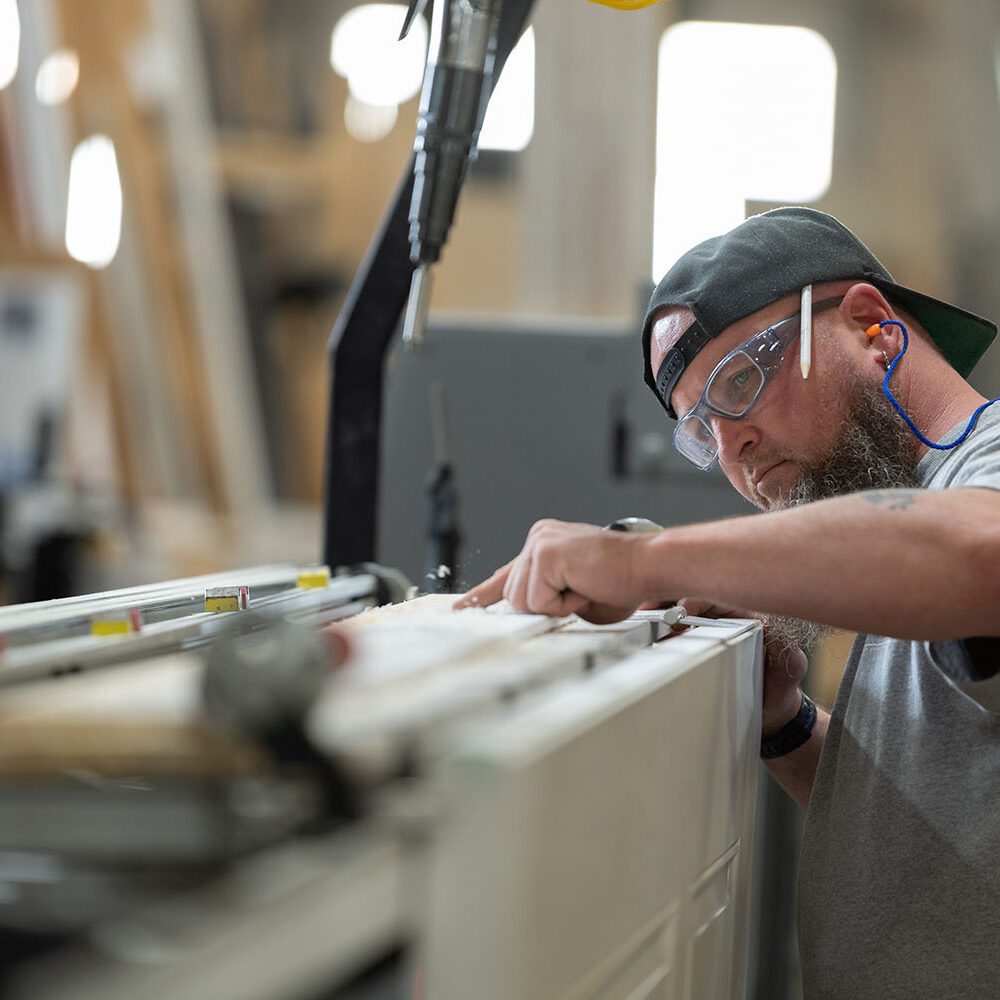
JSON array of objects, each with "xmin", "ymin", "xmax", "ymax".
[
  {"xmin": 455, "ymin": 522, "xmax": 809, "ymax": 733},
  {"xmin": 453, "ymin": 519, "xmax": 650, "ymax": 623}
]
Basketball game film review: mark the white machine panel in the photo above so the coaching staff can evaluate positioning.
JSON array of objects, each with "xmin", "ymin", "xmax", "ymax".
[{"xmin": 424, "ymin": 624, "xmax": 762, "ymax": 1000}]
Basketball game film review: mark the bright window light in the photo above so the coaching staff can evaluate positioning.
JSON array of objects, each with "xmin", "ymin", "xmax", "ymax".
[
  {"xmin": 344, "ymin": 95, "xmax": 398, "ymax": 143},
  {"xmin": 0, "ymin": 0, "xmax": 20, "ymax": 92},
  {"xmin": 479, "ymin": 26, "xmax": 535, "ymax": 152},
  {"xmin": 66, "ymin": 135, "xmax": 123, "ymax": 269},
  {"xmin": 330, "ymin": 4, "xmax": 427, "ymax": 107},
  {"xmin": 653, "ymin": 21, "xmax": 837, "ymax": 279},
  {"xmin": 35, "ymin": 49, "xmax": 80, "ymax": 105}
]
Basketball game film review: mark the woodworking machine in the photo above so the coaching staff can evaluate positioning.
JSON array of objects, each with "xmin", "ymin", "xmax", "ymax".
[{"xmin": 0, "ymin": 565, "xmax": 762, "ymax": 999}]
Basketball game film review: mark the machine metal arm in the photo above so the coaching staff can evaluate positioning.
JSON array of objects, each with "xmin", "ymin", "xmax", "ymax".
[{"xmin": 321, "ymin": 0, "xmax": 536, "ymax": 570}]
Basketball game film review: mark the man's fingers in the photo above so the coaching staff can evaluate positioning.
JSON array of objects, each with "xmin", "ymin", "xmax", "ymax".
[
  {"xmin": 678, "ymin": 596, "xmax": 756, "ymax": 619},
  {"xmin": 526, "ymin": 549, "xmax": 568, "ymax": 614},
  {"xmin": 503, "ymin": 551, "xmax": 532, "ymax": 610},
  {"xmin": 452, "ymin": 577, "xmax": 504, "ymax": 609},
  {"xmin": 576, "ymin": 601, "xmax": 635, "ymax": 625},
  {"xmin": 767, "ymin": 643, "xmax": 808, "ymax": 684},
  {"xmin": 534, "ymin": 588, "xmax": 589, "ymax": 619},
  {"xmin": 453, "ymin": 561, "xmax": 514, "ymax": 610}
]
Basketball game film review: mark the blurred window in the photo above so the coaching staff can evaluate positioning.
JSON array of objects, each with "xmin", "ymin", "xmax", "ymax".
[
  {"xmin": 653, "ymin": 21, "xmax": 837, "ymax": 278},
  {"xmin": 66, "ymin": 135, "xmax": 123, "ymax": 270},
  {"xmin": 479, "ymin": 26, "xmax": 535, "ymax": 153},
  {"xmin": 35, "ymin": 49, "xmax": 80, "ymax": 106},
  {"xmin": 330, "ymin": 2, "xmax": 427, "ymax": 142},
  {"xmin": 0, "ymin": 0, "xmax": 20, "ymax": 91}
]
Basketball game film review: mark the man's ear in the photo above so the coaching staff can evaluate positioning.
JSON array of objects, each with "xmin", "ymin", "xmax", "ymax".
[
  {"xmin": 840, "ymin": 282, "xmax": 894, "ymax": 332},
  {"xmin": 839, "ymin": 283, "xmax": 905, "ymax": 360}
]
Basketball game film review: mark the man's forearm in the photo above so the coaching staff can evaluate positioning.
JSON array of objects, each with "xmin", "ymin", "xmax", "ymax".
[
  {"xmin": 764, "ymin": 707, "xmax": 830, "ymax": 810},
  {"xmin": 642, "ymin": 487, "xmax": 1000, "ymax": 640}
]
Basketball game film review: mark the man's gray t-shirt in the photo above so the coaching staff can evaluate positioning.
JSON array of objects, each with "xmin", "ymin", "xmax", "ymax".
[{"xmin": 797, "ymin": 404, "xmax": 1000, "ymax": 1000}]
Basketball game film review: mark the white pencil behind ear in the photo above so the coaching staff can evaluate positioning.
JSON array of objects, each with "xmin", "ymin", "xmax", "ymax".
[{"xmin": 800, "ymin": 283, "xmax": 813, "ymax": 380}]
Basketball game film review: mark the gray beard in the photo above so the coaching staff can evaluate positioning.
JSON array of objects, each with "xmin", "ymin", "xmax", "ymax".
[{"xmin": 763, "ymin": 380, "xmax": 921, "ymax": 652}]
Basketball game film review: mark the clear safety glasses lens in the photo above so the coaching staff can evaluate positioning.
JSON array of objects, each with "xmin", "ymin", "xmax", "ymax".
[
  {"xmin": 704, "ymin": 351, "xmax": 765, "ymax": 416},
  {"xmin": 674, "ymin": 414, "xmax": 718, "ymax": 470}
]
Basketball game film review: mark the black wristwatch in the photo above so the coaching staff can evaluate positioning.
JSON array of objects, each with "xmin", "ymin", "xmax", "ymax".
[{"xmin": 760, "ymin": 692, "xmax": 817, "ymax": 759}]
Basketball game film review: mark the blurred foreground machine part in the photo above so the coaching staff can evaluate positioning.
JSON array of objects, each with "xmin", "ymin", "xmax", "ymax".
[{"xmin": 0, "ymin": 568, "xmax": 762, "ymax": 999}]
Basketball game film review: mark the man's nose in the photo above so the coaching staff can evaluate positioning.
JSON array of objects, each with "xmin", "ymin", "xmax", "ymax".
[{"xmin": 711, "ymin": 414, "xmax": 759, "ymax": 465}]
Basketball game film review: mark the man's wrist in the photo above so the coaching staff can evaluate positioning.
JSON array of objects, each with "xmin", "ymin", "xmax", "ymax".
[
  {"xmin": 761, "ymin": 689, "xmax": 806, "ymax": 738},
  {"xmin": 761, "ymin": 691, "xmax": 817, "ymax": 759}
]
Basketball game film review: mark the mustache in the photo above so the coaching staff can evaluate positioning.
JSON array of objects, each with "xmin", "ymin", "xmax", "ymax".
[{"xmin": 742, "ymin": 454, "xmax": 790, "ymax": 482}]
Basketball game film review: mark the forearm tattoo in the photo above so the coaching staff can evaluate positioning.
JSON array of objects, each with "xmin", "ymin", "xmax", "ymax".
[{"xmin": 861, "ymin": 489, "xmax": 919, "ymax": 511}]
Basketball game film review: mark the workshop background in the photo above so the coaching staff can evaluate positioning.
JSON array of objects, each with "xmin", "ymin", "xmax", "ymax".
[
  {"xmin": 2, "ymin": 1, "xmax": 1000, "ymax": 995},
  {"xmin": 5, "ymin": 0, "xmax": 1000, "ymax": 689}
]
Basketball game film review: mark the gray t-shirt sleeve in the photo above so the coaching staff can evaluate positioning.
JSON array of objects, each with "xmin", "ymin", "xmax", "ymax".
[{"xmin": 919, "ymin": 405, "xmax": 1000, "ymax": 492}]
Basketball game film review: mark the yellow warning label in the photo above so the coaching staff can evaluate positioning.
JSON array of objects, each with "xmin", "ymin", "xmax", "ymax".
[
  {"xmin": 204, "ymin": 585, "xmax": 249, "ymax": 612},
  {"xmin": 296, "ymin": 569, "xmax": 330, "ymax": 590},
  {"xmin": 205, "ymin": 596, "xmax": 241, "ymax": 613},
  {"xmin": 91, "ymin": 619, "xmax": 131, "ymax": 637}
]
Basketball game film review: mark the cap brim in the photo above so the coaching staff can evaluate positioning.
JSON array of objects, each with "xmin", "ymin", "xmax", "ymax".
[{"xmin": 872, "ymin": 279, "xmax": 996, "ymax": 378}]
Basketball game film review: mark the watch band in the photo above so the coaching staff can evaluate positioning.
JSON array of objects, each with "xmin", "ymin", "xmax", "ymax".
[{"xmin": 760, "ymin": 692, "xmax": 817, "ymax": 759}]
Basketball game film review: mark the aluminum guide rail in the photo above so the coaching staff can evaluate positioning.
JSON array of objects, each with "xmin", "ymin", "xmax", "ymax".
[
  {"xmin": 0, "ymin": 570, "xmax": 381, "ymax": 684},
  {"xmin": 0, "ymin": 565, "xmax": 348, "ymax": 649}
]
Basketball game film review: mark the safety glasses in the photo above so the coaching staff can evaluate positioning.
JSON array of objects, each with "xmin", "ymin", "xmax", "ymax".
[{"xmin": 674, "ymin": 295, "xmax": 843, "ymax": 469}]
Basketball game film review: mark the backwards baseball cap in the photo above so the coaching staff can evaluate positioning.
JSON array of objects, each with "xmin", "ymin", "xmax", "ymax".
[{"xmin": 642, "ymin": 206, "xmax": 997, "ymax": 419}]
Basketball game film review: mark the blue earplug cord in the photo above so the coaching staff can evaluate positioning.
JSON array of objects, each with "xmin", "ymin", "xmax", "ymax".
[{"xmin": 878, "ymin": 319, "xmax": 1000, "ymax": 450}]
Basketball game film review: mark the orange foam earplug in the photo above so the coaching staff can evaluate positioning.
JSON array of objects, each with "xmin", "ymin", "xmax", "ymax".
[{"xmin": 865, "ymin": 324, "xmax": 882, "ymax": 339}]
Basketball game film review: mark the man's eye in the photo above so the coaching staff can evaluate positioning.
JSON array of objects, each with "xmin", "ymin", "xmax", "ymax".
[{"xmin": 729, "ymin": 368, "xmax": 753, "ymax": 389}]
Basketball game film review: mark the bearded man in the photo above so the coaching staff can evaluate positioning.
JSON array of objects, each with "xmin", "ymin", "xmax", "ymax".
[{"xmin": 456, "ymin": 207, "xmax": 1000, "ymax": 999}]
